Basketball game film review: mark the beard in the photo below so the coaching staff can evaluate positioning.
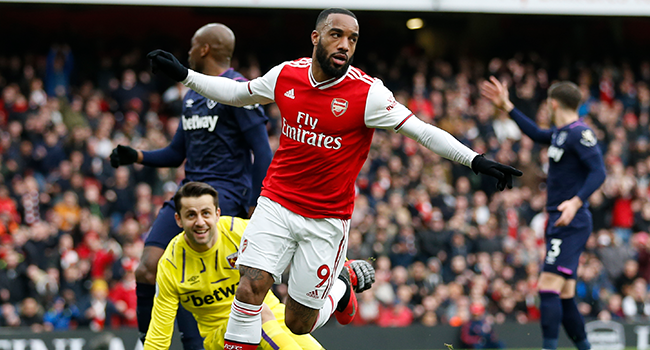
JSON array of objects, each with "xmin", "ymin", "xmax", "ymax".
[
  {"xmin": 548, "ymin": 109, "xmax": 556, "ymax": 126},
  {"xmin": 315, "ymin": 40, "xmax": 353, "ymax": 79},
  {"xmin": 188, "ymin": 58, "xmax": 201, "ymax": 72}
]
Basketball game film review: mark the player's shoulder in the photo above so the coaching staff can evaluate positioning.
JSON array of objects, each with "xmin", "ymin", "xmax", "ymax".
[
  {"xmin": 185, "ymin": 88, "xmax": 206, "ymax": 103},
  {"xmin": 160, "ymin": 233, "xmax": 185, "ymax": 268},
  {"xmin": 285, "ymin": 57, "xmax": 312, "ymax": 69},
  {"xmin": 221, "ymin": 68, "xmax": 249, "ymax": 83},
  {"xmin": 567, "ymin": 120, "xmax": 598, "ymax": 147},
  {"xmin": 345, "ymin": 66, "xmax": 376, "ymax": 86},
  {"xmin": 217, "ymin": 216, "xmax": 249, "ymax": 238}
]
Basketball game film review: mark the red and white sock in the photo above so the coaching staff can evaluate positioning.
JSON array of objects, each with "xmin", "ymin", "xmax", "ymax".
[
  {"xmin": 310, "ymin": 279, "xmax": 347, "ymax": 332},
  {"xmin": 224, "ymin": 297, "xmax": 262, "ymax": 350}
]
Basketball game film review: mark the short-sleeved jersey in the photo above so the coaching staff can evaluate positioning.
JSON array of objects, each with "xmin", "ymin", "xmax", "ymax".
[
  {"xmin": 181, "ymin": 68, "xmax": 268, "ymax": 203},
  {"xmin": 247, "ymin": 58, "xmax": 413, "ymax": 219},
  {"xmin": 145, "ymin": 216, "xmax": 248, "ymax": 350},
  {"xmin": 546, "ymin": 120, "xmax": 603, "ymax": 210}
]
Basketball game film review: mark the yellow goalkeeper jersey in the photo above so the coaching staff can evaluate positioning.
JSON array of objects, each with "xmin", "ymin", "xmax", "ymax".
[
  {"xmin": 145, "ymin": 216, "xmax": 247, "ymax": 349},
  {"xmin": 144, "ymin": 215, "xmax": 323, "ymax": 350}
]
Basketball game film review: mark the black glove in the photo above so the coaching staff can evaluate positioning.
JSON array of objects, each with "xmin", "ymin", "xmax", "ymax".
[
  {"xmin": 471, "ymin": 154, "xmax": 523, "ymax": 191},
  {"xmin": 110, "ymin": 145, "xmax": 139, "ymax": 168},
  {"xmin": 147, "ymin": 49, "xmax": 188, "ymax": 82},
  {"xmin": 348, "ymin": 260, "xmax": 376, "ymax": 293}
]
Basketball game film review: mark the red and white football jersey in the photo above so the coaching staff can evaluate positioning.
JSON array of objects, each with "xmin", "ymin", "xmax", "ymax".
[{"xmin": 248, "ymin": 58, "xmax": 413, "ymax": 219}]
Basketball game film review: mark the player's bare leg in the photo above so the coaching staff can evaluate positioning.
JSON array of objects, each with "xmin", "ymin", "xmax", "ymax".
[
  {"xmin": 235, "ymin": 265, "xmax": 275, "ymax": 304},
  {"xmin": 223, "ymin": 265, "xmax": 274, "ymax": 350},
  {"xmin": 285, "ymin": 297, "xmax": 320, "ymax": 334}
]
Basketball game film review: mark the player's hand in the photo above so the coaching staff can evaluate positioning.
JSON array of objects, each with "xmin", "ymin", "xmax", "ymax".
[
  {"xmin": 555, "ymin": 196, "xmax": 583, "ymax": 227},
  {"xmin": 471, "ymin": 154, "xmax": 523, "ymax": 191},
  {"xmin": 110, "ymin": 145, "xmax": 139, "ymax": 168},
  {"xmin": 347, "ymin": 260, "xmax": 375, "ymax": 293},
  {"xmin": 147, "ymin": 49, "xmax": 188, "ymax": 82},
  {"xmin": 480, "ymin": 76, "xmax": 515, "ymax": 112}
]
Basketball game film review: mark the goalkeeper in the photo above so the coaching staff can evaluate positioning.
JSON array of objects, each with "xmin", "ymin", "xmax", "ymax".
[{"xmin": 144, "ymin": 181, "xmax": 375, "ymax": 350}]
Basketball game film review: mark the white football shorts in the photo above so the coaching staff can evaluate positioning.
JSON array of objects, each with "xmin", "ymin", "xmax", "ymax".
[{"xmin": 236, "ymin": 196, "xmax": 350, "ymax": 309}]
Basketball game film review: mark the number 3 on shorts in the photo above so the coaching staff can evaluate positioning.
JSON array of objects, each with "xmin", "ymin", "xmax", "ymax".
[{"xmin": 547, "ymin": 238, "xmax": 562, "ymax": 259}]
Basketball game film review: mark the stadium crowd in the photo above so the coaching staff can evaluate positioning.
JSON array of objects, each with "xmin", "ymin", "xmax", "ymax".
[{"xmin": 0, "ymin": 42, "xmax": 649, "ymax": 333}]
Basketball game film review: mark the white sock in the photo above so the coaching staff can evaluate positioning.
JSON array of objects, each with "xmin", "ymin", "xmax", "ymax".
[
  {"xmin": 310, "ymin": 279, "xmax": 347, "ymax": 331},
  {"xmin": 224, "ymin": 297, "xmax": 262, "ymax": 344}
]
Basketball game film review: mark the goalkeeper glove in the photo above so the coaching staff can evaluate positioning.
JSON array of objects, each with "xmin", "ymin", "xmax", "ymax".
[{"xmin": 345, "ymin": 260, "xmax": 376, "ymax": 293}]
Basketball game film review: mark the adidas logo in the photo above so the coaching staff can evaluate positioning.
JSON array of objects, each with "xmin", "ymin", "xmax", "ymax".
[
  {"xmin": 284, "ymin": 89, "xmax": 295, "ymax": 99},
  {"xmin": 306, "ymin": 290, "xmax": 319, "ymax": 299}
]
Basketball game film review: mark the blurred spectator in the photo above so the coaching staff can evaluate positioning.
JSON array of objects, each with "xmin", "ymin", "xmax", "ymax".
[
  {"xmin": 376, "ymin": 284, "xmax": 414, "ymax": 327},
  {"xmin": 0, "ymin": 250, "xmax": 33, "ymax": 304},
  {"xmin": 43, "ymin": 296, "xmax": 80, "ymax": 331},
  {"xmin": 45, "ymin": 45, "xmax": 73, "ymax": 97},
  {"xmin": 77, "ymin": 279, "xmax": 121, "ymax": 331},
  {"xmin": 460, "ymin": 303, "xmax": 504, "ymax": 349},
  {"xmin": 19, "ymin": 297, "xmax": 45, "ymax": 332},
  {"xmin": 622, "ymin": 278, "xmax": 650, "ymax": 322}
]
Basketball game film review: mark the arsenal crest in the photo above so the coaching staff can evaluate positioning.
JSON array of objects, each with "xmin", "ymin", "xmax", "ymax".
[
  {"xmin": 226, "ymin": 252, "xmax": 239, "ymax": 269},
  {"xmin": 331, "ymin": 98, "xmax": 348, "ymax": 117}
]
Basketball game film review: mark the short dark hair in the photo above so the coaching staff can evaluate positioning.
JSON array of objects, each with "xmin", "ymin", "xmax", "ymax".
[
  {"xmin": 173, "ymin": 182, "xmax": 219, "ymax": 214},
  {"xmin": 315, "ymin": 8, "xmax": 357, "ymax": 30},
  {"xmin": 548, "ymin": 81, "xmax": 582, "ymax": 111}
]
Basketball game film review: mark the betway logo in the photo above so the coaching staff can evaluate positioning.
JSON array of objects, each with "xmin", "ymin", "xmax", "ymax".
[
  {"xmin": 182, "ymin": 282, "xmax": 238, "ymax": 307},
  {"xmin": 182, "ymin": 115, "xmax": 219, "ymax": 132}
]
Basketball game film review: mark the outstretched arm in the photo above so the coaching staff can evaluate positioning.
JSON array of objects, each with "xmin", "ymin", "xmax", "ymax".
[
  {"xmin": 110, "ymin": 120, "xmax": 186, "ymax": 169},
  {"xmin": 481, "ymin": 76, "xmax": 552, "ymax": 144},
  {"xmin": 365, "ymin": 79, "xmax": 522, "ymax": 191},
  {"xmin": 143, "ymin": 263, "xmax": 179, "ymax": 350},
  {"xmin": 183, "ymin": 70, "xmax": 270, "ymax": 107},
  {"xmin": 140, "ymin": 121, "xmax": 187, "ymax": 168},
  {"xmin": 398, "ymin": 115, "xmax": 477, "ymax": 167},
  {"xmin": 147, "ymin": 50, "xmax": 274, "ymax": 107},
  {"xmin": 397, "ymin": 117, "xmax": 522, "ymax": 191}
]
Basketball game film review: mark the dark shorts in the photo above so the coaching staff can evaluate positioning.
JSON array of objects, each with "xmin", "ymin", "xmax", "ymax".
[
  {"xmin": 543, "ymin": 208, "xmax": 592, "ymax": 279},
  {"xmin": 144, "ymin": 190, "xmax": 248, "ymax": 249}
]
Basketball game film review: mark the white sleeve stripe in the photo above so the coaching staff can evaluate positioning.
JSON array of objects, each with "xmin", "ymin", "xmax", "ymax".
[{"xmin": 347, "ymin": 68, "xmax": 374, "ymax": 85}]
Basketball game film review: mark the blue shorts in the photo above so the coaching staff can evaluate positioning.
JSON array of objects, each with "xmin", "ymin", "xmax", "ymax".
[
  {"xmin": 543, "ymin": 208, "xmax": 592, "ymax": 279},
  {"xmin": 144, "ymin": 190, "xmax": 248, "ymax": 249}
]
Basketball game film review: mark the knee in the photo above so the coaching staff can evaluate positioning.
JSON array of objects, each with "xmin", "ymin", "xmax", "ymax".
[
  {"xmin": 284, "ymin": 317, "xmax": 312, "ymax": 335},
  {"xmin": 135, "ymin": 263, "xmax": 155, "ymax": 284},
  {"xmin": 136, "ymin": 249, "xmax": 161, "ymax": 285}
]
